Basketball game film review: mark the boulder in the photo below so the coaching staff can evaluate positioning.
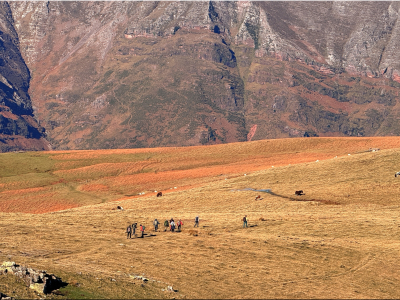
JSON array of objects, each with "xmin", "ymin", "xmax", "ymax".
[
  {"xmin": 1, "ymin": 261, "xmax": 16, "ymax": 274},
  {"xmin": 167, "ymin": 285, "xmax": 177, "ymax": 292},
  {"xmin": 29, "ymin": 283, "xmax": 45, "ymax": 294},
  {"xmin": 0, "ymin": 261, "xmax": 66, "ymax": 294},
  {"xmin": 1, "ymin": 261, "xmax": 16, "ymax": 267}
]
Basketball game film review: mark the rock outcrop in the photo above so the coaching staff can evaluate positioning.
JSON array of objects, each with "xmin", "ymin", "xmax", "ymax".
[{"xmin": 0, "ymin": 261, "xmax": 66, "ymax": 294}]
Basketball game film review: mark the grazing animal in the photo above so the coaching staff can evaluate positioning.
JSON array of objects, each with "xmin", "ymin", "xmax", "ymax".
[
  {"xmin": 295, "ymin": 190, "xmax": 304, "ymax": 196},
  {"xmin": 157, "ymin": 192, "xmax": 163, "ymax": 197},
  {"xmin": 395, "ymin": 172, "xmax": 400, "ymax": 177},
  {"xmin": 255, "ymin": 195, "xmax": 261, "ymax": 200},
  {"xmin": 117, "ymin": 206, "xmax": 123, "ymax": 210}
]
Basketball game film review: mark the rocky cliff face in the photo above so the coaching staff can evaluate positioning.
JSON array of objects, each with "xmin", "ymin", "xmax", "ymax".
[
  {"xmin": 0, "ymin": 2, "xmax": 48, "ymax": 152},
  {"xmin": 6, "ymin": 1, "xmax": 400, "ymax": 150}
]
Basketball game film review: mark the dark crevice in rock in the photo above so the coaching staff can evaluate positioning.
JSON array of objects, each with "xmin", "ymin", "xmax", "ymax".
[{"xmin": 0, "ymin": 293, "xmax": 15, "ymax": 300}]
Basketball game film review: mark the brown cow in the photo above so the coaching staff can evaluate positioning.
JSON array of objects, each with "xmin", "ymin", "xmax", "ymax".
[
  {"xmin": 157, "ymin": 192, "xmax": 163, "ymax": 197},
  {"xmin": 255, "ymin": 195, "xmax": 261, "ymax": 200},
  {"xmin": 295, "ymin": 190, "xmax": 304, "ymax": 196}
]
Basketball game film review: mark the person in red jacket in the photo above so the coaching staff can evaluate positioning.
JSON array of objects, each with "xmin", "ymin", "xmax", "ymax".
[
  {"xmin": 140, "ymin": 224, "xmax": 145, "ymax": 238},
  {"xmin": 177, "ymin": 219, "xmax": 183, "ymax": 232}
]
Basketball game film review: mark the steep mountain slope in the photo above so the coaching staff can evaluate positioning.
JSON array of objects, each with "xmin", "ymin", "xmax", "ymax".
[
  {"xmin": 0, "ymin": 2, "xmax": 48, "ymax": 152},
  {"xmin": 8, "ymin": 1, "xmax": 400, "ymax": 150}
]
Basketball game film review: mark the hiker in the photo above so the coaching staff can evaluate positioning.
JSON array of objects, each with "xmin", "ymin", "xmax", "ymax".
[
  {"xmin": 132, "ymin": 223, "xmax": 137, "ymax": 236},
  {"xmin": 126, "ymin": 225, "xmax": 132, "ymax": 239},
  {"xmin": 194, "ymin": 215, "xmax": 199, "ymax": 227},
  {"xmin": 164, "ymin": 219, "xmax": 169, "ymax": 232},
  {"xmin": 140, "ymin": 224, "xmax": 145, "ymax": 238},
  {"xmin": 177, "ymin": 219, "xmax": 183, "ymax": 232},
  {"xmin": 154, "ymin": 218, "xmax": 159, "ymax": 232},
  {"xmin": 170, "ymin": 220, "xmax": 176, "ymax": 232},
  {"xmin": 243, "ymin": 215, "xmax": 248, "ymax": 228}
]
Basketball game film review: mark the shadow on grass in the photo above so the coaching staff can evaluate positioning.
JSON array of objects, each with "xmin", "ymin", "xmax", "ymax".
[
  {"xmin": 232, "ymin": 187, "xmax": 341, "ymax": 205},
  {"xmin": 268, "ymin": 191, "xmax": 341, "ymax": 205}
]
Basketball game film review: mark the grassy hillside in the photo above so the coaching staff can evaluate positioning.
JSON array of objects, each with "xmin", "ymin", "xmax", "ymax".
[
  {"xmin": 1, "ymin": 137, "xmax": 400, "ymax": 298},
  {"xmin": 1, "ymin": 137, "xmax": 400, "ymax": 213}
]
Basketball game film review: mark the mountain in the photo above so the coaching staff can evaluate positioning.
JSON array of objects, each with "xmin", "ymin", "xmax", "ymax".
[
  {"xmin": 5, "ymin": 1, "xmax": 400, "ymax": 150},
  {"xmin": 0, "ymin": 2, "xmax": 49, "ymax": 152}
]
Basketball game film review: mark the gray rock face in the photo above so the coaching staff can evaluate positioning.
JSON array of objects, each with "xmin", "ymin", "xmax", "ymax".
[
  {"xmin": 9, "ymin": 1, "xmax": 400, "ymax": 76},
  {"xmin": 253, "ymin": 2, "xmax": 400, "ymax": 79}
]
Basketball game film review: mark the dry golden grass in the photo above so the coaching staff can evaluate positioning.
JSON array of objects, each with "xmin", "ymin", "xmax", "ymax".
[{"xmin": 1, "ymin": 137, "xmax": 400, "ymax": 298}]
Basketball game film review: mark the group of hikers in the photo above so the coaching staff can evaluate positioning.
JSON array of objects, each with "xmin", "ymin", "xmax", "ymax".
[
  {"xmin": 126, "ymin": 215, "xmax": 200, "ymax": 238},
  {"xmin": 125, "ymin": 215, "xmax": 250, "ymax": 238}
]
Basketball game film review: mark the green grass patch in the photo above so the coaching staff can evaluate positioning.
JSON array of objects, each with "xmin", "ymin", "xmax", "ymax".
[{"xmin": 0, "ymin": 152, "xmax": 54, "ymax": 177}]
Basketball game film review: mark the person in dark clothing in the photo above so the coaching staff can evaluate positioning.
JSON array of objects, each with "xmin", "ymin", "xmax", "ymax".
[
  {"xmin": 132, "ymin": 223, "xmax": 137, "ymax": 236},
  {"xmin": 154, "ymin": 219, "xmax": 159, "ymax": 232},
  {"xmin": 243, "ymin": 215, "xmax": 248, "ymax": 228},
  {"xmin": 126, "ymin": 225, "xmax": 132, "ymax": 239},
  {"xmin": 164, "ymin": 220, "xmax": 169, "ymax": 232},
  {"xmin": 177, "ymin": 219, "xmax": 183, "ymax": 232},
  {"xmin": 171, "ymin": 221, "xmax": 175, "ymax": 232},
  {"xmin": 194, "ymin": 215, "xmax": 199, "ymax": 227}
]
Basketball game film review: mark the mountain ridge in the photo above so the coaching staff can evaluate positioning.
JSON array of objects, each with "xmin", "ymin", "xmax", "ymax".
[{"xmin": 3, "ymin": 1, "xmax": 400, "ymax": 151}]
